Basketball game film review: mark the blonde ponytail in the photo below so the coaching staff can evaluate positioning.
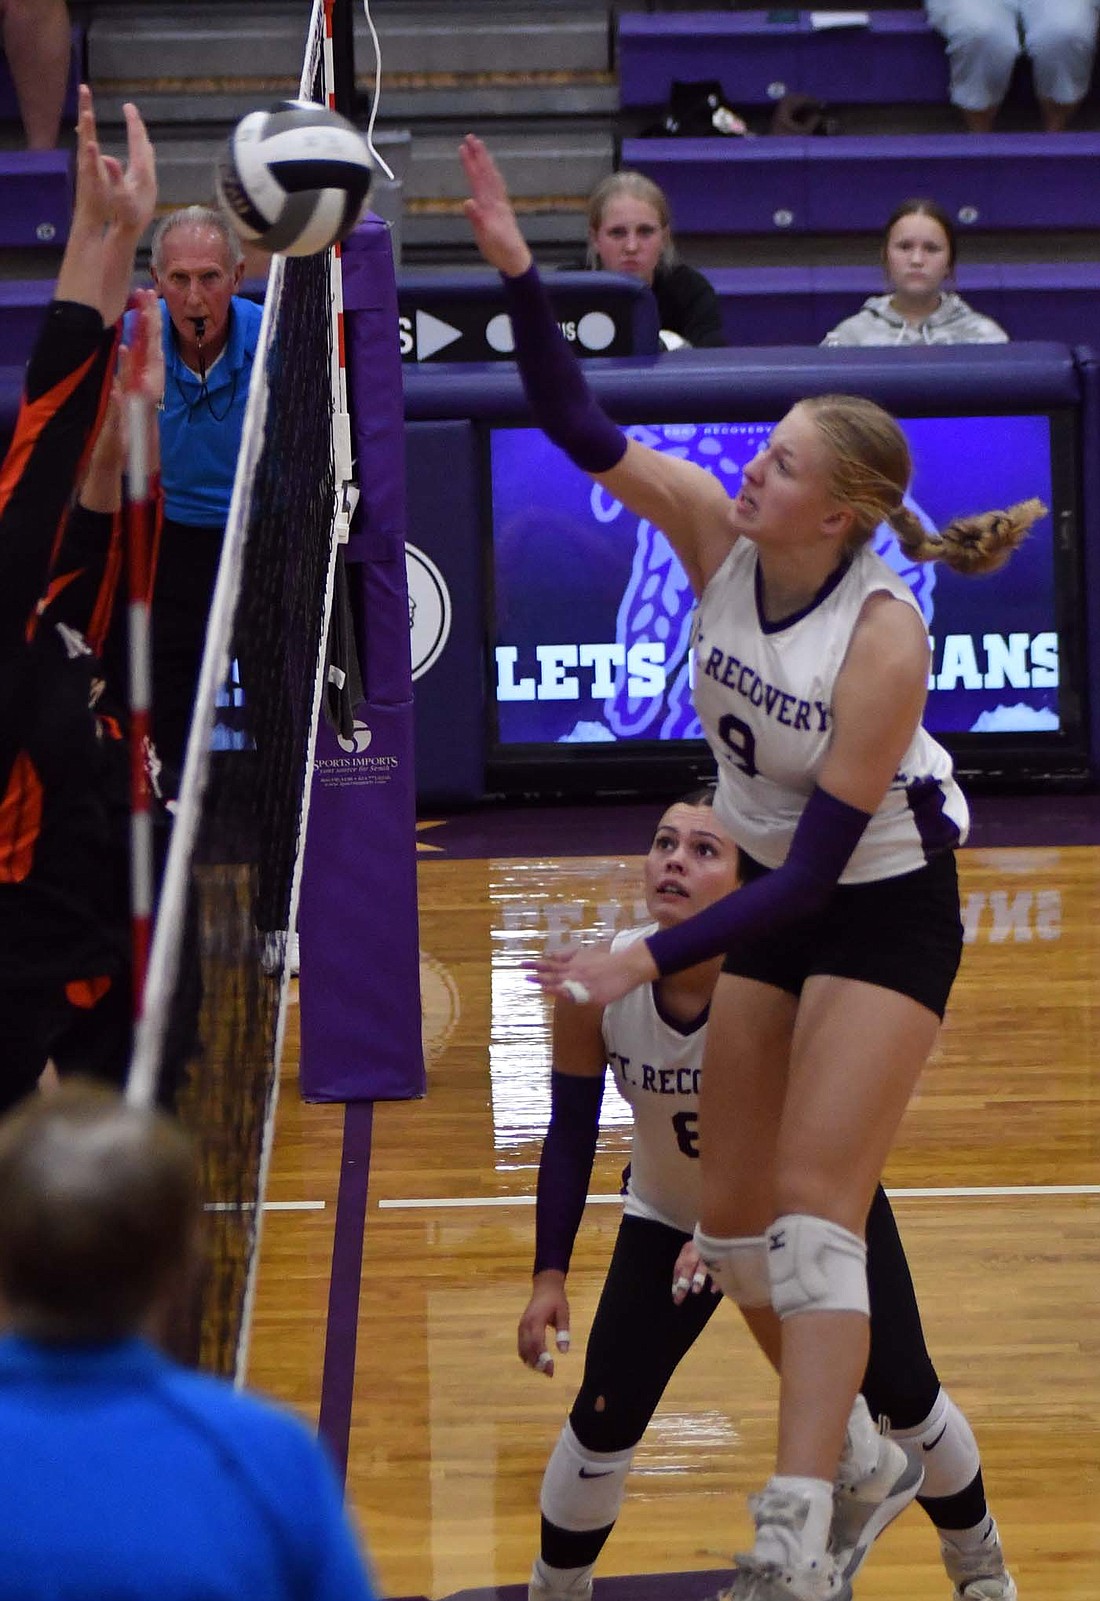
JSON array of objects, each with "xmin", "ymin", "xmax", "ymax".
[{"xmin": 888, "ymin": 497, "xmax": 1047, "ymax": 576}]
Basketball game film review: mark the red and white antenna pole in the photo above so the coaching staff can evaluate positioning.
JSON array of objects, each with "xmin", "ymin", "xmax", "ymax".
[{"xmin": 124, "ymin": 307, "xmax": 155, "ymax": 1023}]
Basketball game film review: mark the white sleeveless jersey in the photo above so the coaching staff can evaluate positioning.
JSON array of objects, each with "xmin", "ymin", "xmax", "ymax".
[
  {"xmin": 692, "ymin": 538, "xmax": 969, "ymax": 882},
  {"xmin": 602, "ymin": 926, "xmax": 705, "ymax": 1234}
]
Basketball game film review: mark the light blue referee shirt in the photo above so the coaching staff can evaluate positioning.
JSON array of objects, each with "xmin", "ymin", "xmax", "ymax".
[{"xmin": 125, "ymin": 295, "xmax": 263, "ymax": 528}]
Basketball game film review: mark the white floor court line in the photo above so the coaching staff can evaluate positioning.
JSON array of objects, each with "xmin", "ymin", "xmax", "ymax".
[
  {"xmin": 377, "ymin": 1184, "xmax": 1100, "ymax": 1211},
  {"xmin": 204, "ymin": 1200, "xmax": 326, "ymax": 1212}
]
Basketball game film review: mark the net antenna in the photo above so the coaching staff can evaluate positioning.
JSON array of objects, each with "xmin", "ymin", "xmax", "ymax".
[
  {"xmin": 122, "ymin": 303, "xmax": 156, "ymax": 1023},
  {"xmin": 126, "ymin": 0, "xmax": 358, "ymax": 1382}
]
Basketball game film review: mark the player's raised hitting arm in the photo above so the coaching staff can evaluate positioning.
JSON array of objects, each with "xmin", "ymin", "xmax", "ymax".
[{"xmin": 459, "ymin": 134, "xmax": 735, "ymax": 596}]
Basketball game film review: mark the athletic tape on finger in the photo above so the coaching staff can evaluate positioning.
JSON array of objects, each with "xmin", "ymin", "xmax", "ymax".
[
  {"xmin": 561, "ymin": 979, "xmax": 592, "ymax": 1005},
  {"xmin": 535, "ymin": 1351, "xmax": 552, "ymax": 1371}
]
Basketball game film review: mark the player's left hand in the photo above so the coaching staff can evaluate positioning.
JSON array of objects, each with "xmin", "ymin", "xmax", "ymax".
[
  {"xmin": 671, "ymin": 1240, "xmax": 718, "ymax": 1305},
  {"xmin": 518, "ymin": 1272, "xmax": 572, "ymax": 1378},
  {"xmin": 528, "ymin": 938, "xmax": 657, "ymax": 1009}
]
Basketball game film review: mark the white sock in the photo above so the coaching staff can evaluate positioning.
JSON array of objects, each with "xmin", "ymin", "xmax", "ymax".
[
  {"xmin": 752, "ymin": 1474, "xmax": 834, "ymax": 1567},
  {"xmin": 889, "ymin": 1388, "xmax": 981, "ymax": 1501},
  {"xmin": 530, "ymin": 1558, "xmax": 594, "ymax": 1597},
  {"xmin": 837, "ymin": 1394, "xmax": 880, "ymax": 1483},
  {"xmin": 941, "ymin": 1515, "xmax": 999, "ymax": 1559}
]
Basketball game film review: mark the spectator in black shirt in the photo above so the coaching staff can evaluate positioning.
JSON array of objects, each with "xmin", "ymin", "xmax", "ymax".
[{"xmin": 585, "ymin": 171, "xmax": 726, "ymax": 350}]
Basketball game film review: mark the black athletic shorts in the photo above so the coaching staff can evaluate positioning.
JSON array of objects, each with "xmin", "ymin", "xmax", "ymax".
[{"xmin": 722, "ymin": 849, "xmax": 963, "ymax": 1020}]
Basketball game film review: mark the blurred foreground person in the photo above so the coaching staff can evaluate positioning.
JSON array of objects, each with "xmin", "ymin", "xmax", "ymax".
[{"xmin": 0, "ymin": 1082, "xmax": 378, "ymax": 1601}]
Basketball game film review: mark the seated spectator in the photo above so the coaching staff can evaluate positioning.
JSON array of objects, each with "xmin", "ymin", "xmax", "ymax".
[
  {"xmin": 0, "ymin": 1081, "xmax": 379, "ymax": 1601},
  {"xmin": 822, "ymin": 197, "xmax": 1008, "ymax": 347},
  {"xmin": 585, "ymin": 171, "xmax": 725, "ymax": 349},
  {"xmin": 0, "ymin": 0, "xmax": 70, "ymax": 149},
  {"xmin": 925, "ymin": 0, "xmax": 1100, "ymax": 132}
]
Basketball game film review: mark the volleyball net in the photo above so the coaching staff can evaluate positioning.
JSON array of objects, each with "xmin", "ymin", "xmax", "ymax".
[
  {"xmin": 127, "ymin": 2, "xmax": 342, "ymax": 1378},
  {"xmin": 127, "ymin": 0, "xmax": 423, "ymax": 1381}
]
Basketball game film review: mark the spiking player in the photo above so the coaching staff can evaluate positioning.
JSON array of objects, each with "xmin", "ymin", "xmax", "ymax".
[
  {"xmin": 521, "ymin": 792, "xmax": 1017, "ymax": 1601},
  {"xmin": 460, "ymin": 132, "xmax": 1040, "ymax": 1601},
  {"xmin": 0, "ymin": 86, "xmax": 159, "ymax": 1108}
]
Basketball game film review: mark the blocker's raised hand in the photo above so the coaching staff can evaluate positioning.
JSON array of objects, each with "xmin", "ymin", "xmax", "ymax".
[
  {"xmin": 459, "ymin": 134, "xmax": 533, "ymax": 278},
  {"xmin": 111, "ymin": 101, "xmax": 157, "ymax": 237}
]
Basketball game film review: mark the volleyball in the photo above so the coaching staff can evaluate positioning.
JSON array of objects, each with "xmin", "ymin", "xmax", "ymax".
[{"xmin": 215, "ymin": 100, "xmax": 373, "ymax": 258}]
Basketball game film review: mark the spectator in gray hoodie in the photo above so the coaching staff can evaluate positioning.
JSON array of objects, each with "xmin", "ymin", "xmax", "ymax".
[{"xmin": 822, "ymin": 198, "xmax": 1008, "ymax": 347}]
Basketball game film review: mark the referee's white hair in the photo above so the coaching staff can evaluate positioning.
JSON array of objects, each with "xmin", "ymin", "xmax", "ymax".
[{"xmin": 151, "ymin": 204, "xmax": 245, "ymax": 275}]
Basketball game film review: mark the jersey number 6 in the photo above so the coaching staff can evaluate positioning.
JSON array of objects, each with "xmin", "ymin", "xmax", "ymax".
[{"xmin": 672, "ymin": 1110, "xmax": 700, "ymax": 1159}]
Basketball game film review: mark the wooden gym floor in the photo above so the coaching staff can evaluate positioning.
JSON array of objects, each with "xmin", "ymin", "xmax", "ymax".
[{"xmin": 247, "ymin": 794, "xmax": 1100, "ymax": 1601}]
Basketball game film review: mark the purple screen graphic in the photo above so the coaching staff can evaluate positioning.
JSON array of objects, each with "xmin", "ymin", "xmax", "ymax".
[{"xmin": 489, "ymin": 415, "xmax": 1058, "ymax": 748}]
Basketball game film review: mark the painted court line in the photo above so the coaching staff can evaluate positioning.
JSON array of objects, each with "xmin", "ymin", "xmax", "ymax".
[
  {"xmin": 204, "ymin": 1199, "xmax": 326, "ymax": 1212},
  {"xmin": 378, "ymin": 1183, "xmax": 1100, "ymax": 1211},
  {"xmin": 317, "ymin": 1100, "xmax": 375, "ymax": 1483}
]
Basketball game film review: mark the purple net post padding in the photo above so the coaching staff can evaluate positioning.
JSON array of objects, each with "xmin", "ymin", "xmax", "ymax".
[
  {"xmin": 299, "ymin": 703, "xmax": 425, "ymax": 1102},
  {"xmin": 357, "ymin": 553, "xmax": 412, "ymax": 706},
  {"xmin": 298, "ymin": 215, "xmax": 424, "ymax": 1103},
  {"xmin": 342, "ymin": 218, "xmax": 406, "ymax": 564}
]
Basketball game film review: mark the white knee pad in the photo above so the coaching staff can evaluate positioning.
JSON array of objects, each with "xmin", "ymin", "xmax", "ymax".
[
  {"xmin": 693, "ymin": 1226, "xmax": 771, "ymax": 1307},
  {"xmin": 539, "ymin": 1421, "xmax": 633, "ymax": 1533},
  {"xmin": 766, "ymin": 1213, "xmax": 869, "ymax": 1319}
]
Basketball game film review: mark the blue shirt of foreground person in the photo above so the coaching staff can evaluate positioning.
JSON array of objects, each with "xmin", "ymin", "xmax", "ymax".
[{"xmin": 0, "ymin": 1082, "xmax": 377, "ymax": 1601}]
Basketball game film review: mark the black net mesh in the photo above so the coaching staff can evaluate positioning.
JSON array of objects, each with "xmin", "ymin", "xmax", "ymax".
[{"xmin": 160, "ymin": 249, "xmax": 335, "ymax": 1377}]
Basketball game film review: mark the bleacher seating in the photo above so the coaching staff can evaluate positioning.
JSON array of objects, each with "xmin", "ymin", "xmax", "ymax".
[
  {"xmin": 0, "ymin": 152, "xmax": 72, "ymax": 248},
  {"xmin": 619, "ymin": 10, "xmax": 949, "ymax": 110},
  {"xmin": 0, "ymin": 280, "xmax": 55, "ymax": 362},
  {"xmin": 705, "ymin": 263, "xmax": 1100, "ymax": 349},
  {"xmin": 619, "ymin": 132, "xmax": 1100, "ymax": 235},
  {"xmin": 0, "ymin": 21, "xmax": 81, "ymax": 256}
]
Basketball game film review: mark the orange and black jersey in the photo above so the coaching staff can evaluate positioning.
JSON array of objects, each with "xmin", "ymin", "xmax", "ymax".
[{"xmin": 0, "ymin": 299, "xmax": 130, "ymax": 987}]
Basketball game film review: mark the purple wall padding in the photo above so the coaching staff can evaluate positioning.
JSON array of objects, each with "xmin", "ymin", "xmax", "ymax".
[{"xmin": 298, "ymin": 217, "xmax": 425, "ymax": 1102}]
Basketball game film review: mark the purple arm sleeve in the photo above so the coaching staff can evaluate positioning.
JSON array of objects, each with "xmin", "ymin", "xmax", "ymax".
[
  {"xmin": 501, "ymin": 264, "xmax": 628, "ymax": 474},
  {"xmin": 646, "ymin": 786, "xmax": 874, "ymax": 976},
  {"xmin": 533, "ymin": 1069, "xmax": 606, "ymax": 1275}
]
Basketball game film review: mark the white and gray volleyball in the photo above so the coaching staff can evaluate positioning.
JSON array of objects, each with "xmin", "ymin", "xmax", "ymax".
[{"xmin": 216, "ymin": 101, "xmax": 373, "ymax": 257}]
